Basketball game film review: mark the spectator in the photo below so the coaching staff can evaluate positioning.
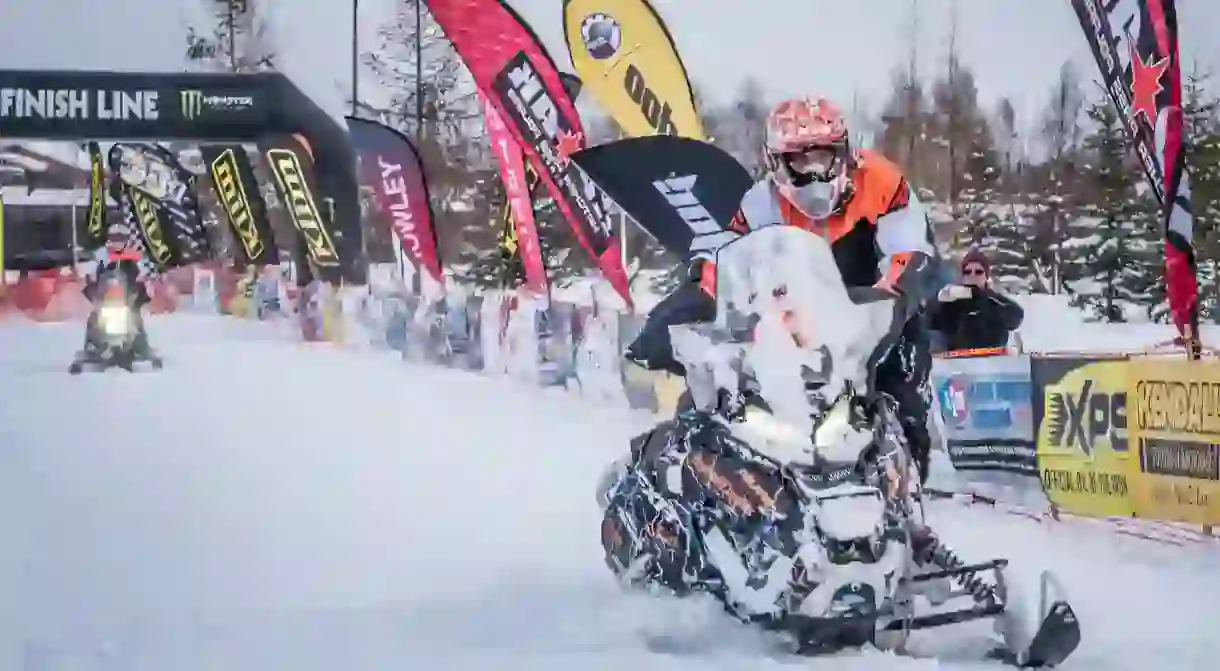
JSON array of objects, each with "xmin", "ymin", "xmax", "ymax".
[{"xmin": 929, "ymin": 249, "xmax": 1024, "ymax": 351}]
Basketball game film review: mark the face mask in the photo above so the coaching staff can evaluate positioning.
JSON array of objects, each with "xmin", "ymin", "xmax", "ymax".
[{"xmin": 787, "ymin": 179, "xmax": 842, "ymax": 219}]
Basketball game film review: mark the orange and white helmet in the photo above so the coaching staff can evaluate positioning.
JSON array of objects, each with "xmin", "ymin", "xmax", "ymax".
[{"xmin": 763, "ymin": 96, "xmax": 853, "ymax": 219}]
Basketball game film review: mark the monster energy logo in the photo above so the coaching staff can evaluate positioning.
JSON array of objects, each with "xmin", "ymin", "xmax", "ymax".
[{"xmin": 179, "ymin": 89, "xmax": 254, "ymax": 120}]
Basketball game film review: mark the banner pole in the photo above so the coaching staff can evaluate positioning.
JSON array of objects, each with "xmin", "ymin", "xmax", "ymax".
[
  {"xmin": 415, "ymin": 0, "xmax": 424, "ymax": 145},
  {"xmin": 350, "ymin": 0, "xmax": 359, "ymax": 116},
  {"xmin": 71, "ymin": 202, "xmax": 78, "ymax": 273},
  {"xmin": 620, "ymin": 210, "xmax": 627, "ymax": 296}
]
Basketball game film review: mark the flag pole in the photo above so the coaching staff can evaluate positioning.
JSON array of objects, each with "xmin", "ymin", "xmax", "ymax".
[{"xmin": 350, "ymin": 0, "xmax": 359, "ymax": 116}]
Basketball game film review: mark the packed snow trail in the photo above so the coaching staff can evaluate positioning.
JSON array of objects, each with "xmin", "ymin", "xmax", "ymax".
[{"xmin": 0, "ymin": 315, "xmax": 1217, "ymax": 670}]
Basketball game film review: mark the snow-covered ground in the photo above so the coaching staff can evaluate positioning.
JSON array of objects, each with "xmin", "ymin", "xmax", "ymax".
[{"xmin": 1, "ymin": 315, "xmax": 1218, "ymax": 670}]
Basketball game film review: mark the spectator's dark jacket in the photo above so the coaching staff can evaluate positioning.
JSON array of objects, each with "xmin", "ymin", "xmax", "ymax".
[{"xmin": 929, "ymin": 286, "xmax": 1024, "ymax": 351}]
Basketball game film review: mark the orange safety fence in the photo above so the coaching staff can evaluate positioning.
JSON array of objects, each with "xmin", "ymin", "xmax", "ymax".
[
  {"xmin": 935, "ymin": 346, "xmax": 1009, "ymax": 359},
  {"xmin": 0, "ymin": 271, "xmax": 184, "ymax": 323}
]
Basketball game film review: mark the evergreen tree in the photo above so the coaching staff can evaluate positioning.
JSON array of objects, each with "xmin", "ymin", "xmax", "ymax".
[
  {"xmin": 876, "ymin": 68, "xmax": 931, "ymax": 193},
  {"xmin": 454, "ymin": 171, "xmax": 584, "ymax": 292},
  {"xmin": 1065, "ymin": 99, "xmax": 1160, "ymax": 322},
  {"xmin": 451, "ymin": 170, "xmax": 511, "ymax": 289}
]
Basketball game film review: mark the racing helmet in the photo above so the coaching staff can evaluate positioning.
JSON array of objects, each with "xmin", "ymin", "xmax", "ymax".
[{"xmin": 763, "ymin": 96, "xmax": 854, "ymax": 220}]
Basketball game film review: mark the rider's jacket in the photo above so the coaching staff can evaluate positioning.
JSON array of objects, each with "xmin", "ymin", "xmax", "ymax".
[
  {"xmin": 693, "ymin": 149, "xmax": 938, "ymax": 306},
  {"xmin": 626, "ymin": 149, "xmax": 940, "ymax": 376},
  {"xmin": 83, "ymin": 260, "xmax": 150, "ymax": 308}
]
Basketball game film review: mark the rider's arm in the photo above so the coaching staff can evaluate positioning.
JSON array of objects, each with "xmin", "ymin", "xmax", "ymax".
[
  {"xmin": 872, "ymin": 181, "xmax": 940, "ymax": 319},
  {"xmin": 689, "ymin": 182, "xmax": 763, "ymax": 264}
]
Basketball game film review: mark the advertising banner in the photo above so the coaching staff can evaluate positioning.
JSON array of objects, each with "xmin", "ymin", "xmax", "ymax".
[
  {"xmin": 201, "ymin": 144, "xmax": 278, "ymax": 267},
  {"xmin": 1126, "ymin": 358, "xmax": 1220, "ymax": 525},
  {"xmin": 261, "ymin": 134, "xmax": 343, "ymax": 284},
  {"xmin": 1032, "ymin": 357, "xmax": 1134, "ymax": 518},
  {"xmin": 422, "ymin": 0, "xmax": 632, "ymax": 304},
  {"xmin": 562, "ymin": 0, "xmax": 705, "ymax": 140},
  {"xmin": 482, "ymin": 96, "xmax": 548, "ymax": 297},
  {"xmin": 570, "ymin": 136, "xmax": 752, "ymax": 257},
  {"xmin": 932, "ymin": 355, "xmax": 1037, "ymax": 476},
  {"xmin": 85, "ymin": 141, "xmax": 107, "ymax": 250},
  {"xmin": 1070, "ymin": 0, "xmax": 1197, "ymax": 337},
  {"xmin": 346, "ymin": 116, "xmax": 442, "ymax": 284}
]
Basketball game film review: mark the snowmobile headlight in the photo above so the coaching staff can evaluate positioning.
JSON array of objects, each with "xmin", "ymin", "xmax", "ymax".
[
  {"xmin": 741, "ymin": 405, "xmax": 806, "ymax": 445},
  {"xmin": 813, "ymin": 398, "xmax": 873, "ymax": 463},
  {"xmin": 99, "ymin": 305, "xmax": 132, "ymax": 336}
]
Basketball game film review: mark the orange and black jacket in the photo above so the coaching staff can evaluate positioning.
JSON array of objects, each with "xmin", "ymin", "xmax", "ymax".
[{"xmin": 627, "ymin": 150, "xmax": 940, "ymax": 375}]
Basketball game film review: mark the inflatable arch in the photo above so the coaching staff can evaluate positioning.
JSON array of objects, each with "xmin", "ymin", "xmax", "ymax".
[{"xmin": 0, "ymin": 69, "xmax": 365, "ymax": 284}]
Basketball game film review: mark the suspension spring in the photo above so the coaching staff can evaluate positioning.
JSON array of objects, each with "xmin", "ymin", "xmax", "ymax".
[{"xmin": 913, "ymin": 529, "xmax": 997, "ymax": 605}]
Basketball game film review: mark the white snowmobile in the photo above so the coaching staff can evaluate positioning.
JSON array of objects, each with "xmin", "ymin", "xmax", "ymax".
[
  {"xmin": 69, "ymin": 274, "xmax": 163, "ymax": 374},
  {"xmin": 597, "ymin": 227, "xmax": 1079, "ymax": 666}
]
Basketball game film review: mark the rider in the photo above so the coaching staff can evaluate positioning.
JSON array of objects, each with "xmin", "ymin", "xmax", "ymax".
[
  {"xmin": 625, "ymin": 95, "xmax": 941, "ymax": 482},
  {"xmin": 81, "ymin": 242, "xmax": 154, "ymax": 357}
]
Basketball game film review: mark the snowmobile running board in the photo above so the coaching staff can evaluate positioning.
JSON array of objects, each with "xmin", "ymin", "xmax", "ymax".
[
  {"xmin": 880, "ymin": 602, "xmax": 1005, "ymax": 631},
  {"xmin": 905, "ymin": 559, "xmax": 1008, "ymax": 583},
  {"xmin": 787, "ymin": 563, "xmax": 1080, "ymax": 667}
]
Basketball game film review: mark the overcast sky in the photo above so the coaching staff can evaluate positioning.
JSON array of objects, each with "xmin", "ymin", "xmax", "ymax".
[{"xmin": 1, "ymin": 0, "xmax": 1218, "ymax": 135}]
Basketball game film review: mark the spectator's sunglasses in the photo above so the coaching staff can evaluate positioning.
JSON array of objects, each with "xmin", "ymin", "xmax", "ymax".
[{"xmin": 962, "ymin": 265, "xmax": 987, "ymax": 277}]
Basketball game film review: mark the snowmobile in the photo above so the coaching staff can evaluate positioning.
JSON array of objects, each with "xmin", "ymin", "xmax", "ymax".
[
  {"xmin": 69, "ymin": 274, "xmax": 163, "ymax": 374},
  {"xmin": 597, "ymin": 227, "xmax": 1079, "ymax": 666}
]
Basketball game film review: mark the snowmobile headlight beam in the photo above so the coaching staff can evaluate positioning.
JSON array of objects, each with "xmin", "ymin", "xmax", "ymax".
[
  {"xmin": 813, "ymin": 397, "xmax": 872, "ymax": 462},
  {"xmin": 99, "ymin": 304, "xmax": 132, "ymax": 337},
  {"xmin": 740, "ymin": 405, "xmax": 806, "ymax": 445}
]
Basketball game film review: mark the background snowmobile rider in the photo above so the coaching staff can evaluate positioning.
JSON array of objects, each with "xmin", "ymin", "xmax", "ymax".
[
  {"xmin": 81, "ymin": 245, "xmax": 153, "ymax": 356},
  {"xmin": 625, "ymin": 95, "xmax": 941, "ymax": 482}
]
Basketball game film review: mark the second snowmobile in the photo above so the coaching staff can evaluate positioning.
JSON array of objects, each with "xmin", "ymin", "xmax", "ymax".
[
  {"xmin": 70, "ymin": 264, "xmax": 163, "ymax": 374},
  {"xmin": 597, "ymin": 227, "xmax": 1080, "ymax": 666}
]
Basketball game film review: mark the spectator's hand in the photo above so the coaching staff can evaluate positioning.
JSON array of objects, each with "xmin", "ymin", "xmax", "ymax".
[{"xmin": 937, "ymin": 284, "xmax": 974, "ymax": 302}]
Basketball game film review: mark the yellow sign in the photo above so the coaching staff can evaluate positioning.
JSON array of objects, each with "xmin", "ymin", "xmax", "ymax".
[
  {"xmin": 563, "ymin": 0, "xmax": 705, "ymax": 140},
  {"xmin": 1126, "ymin": 359, "xmax": 1220, "ymax": 525},
  {"xmin": 1035, "ymin": 359, "xmax": 1134, "ymax": 518}
]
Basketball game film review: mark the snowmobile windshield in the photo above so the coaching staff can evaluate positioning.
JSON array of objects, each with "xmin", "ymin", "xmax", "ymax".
[{"xmin": 707, "ymin": 229, "xmax": 897, "ymax": 380}]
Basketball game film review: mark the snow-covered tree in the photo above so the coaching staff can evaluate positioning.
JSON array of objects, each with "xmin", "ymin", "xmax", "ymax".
[
  {"xmin": 453, "ymin": 171, "xmax": 516, "ymax": 289},
  {"xmin": 875, "ymin": 68, "xmax": 931, "ymax": 193},
  {"xmin": 453, "ymin": 171, "xmax": 581, "ymax": 291},
  {"xmin": 710, "ymin": 77, "xmax": 768, "ymax": 178},
  {"xmin": 1065, "ymin": 99, "xmax": 1161, "ymax": 322},
  {"xmin": 360, "ymin": 0, "xmax": 492, "ymax": 279},
  {"xmin": 184, "ymin": 0, "xmax": 276, "ymax": 73},
  {"xmin": 1028, "ymin": 62, "xmax": 1086, "ymax": 293},
  {"xmin": 362, "ymin": 0, "xmax": 477, "ymax": 145}
]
